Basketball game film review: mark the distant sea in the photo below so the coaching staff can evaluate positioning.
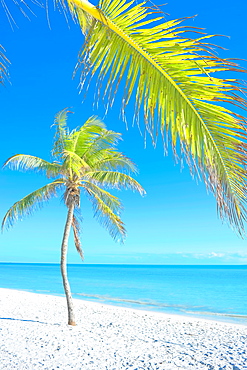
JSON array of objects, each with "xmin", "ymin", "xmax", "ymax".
[{"xmin": 0, "ymin": 263, "xmax": 247, "ymax": 325}]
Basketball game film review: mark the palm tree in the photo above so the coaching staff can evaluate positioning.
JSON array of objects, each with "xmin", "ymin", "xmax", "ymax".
[
  {"xmin": 2, "ymin": 108, "xmax": 145, "ymax": 325},
  {"xmin": 2, "ymin": 0, "xmax": 247, "ymax": 234}
]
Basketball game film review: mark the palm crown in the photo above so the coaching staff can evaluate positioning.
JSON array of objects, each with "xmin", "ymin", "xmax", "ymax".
[{"xmin": 2, "ymin": 109, "xmax": 145, "ymax": 247}]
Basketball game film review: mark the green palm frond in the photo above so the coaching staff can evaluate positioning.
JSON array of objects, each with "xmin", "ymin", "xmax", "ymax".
[
  {"xmin": 62, "ymin": 149, "xmax": 91, "ymax": 176},
  {"xmin": 3, "ymin": 154, "xmax": 63, "ymax": 178},
  {"xmin": 2, "ymin": 179, "xmax": 64, "ymax": 230},
  {"xmin": 91, "ymin": 151, "xmax": 137, "ymax": 173},
  {"xmin": 82, "ymin": 181, "xmax": 122, "ymax": 212},
  {"xmin": 66, "ymin": 0, "xmax": 93, "ymax": 33},
  {"xmin": 82, "ymin": 129, "xmax": 121, "ymax": 160},
  {"xmin": 86, "ymin": 170, "xmax": 146, "ymax": 195},
  {"xmin": 85, "ymin": 185, "xmax": 126, "ymax": 241},
  {"xmin": 64, "ymin": 0, "xmax": 247, "ymax": 234},
  {"xmin": 64, "ymin": 116, "xmax": 106, "ymax": 156}
]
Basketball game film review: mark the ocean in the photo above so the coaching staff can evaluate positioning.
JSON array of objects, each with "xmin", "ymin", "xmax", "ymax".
[{"xmin": 0, "ymin": 263, "xmax": 247, "ymax": 325}]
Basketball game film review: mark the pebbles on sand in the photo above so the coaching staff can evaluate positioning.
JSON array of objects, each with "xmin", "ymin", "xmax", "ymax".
[{"xmin": 0, "ymin": 288, "xmax": 246, "ymax": 369}]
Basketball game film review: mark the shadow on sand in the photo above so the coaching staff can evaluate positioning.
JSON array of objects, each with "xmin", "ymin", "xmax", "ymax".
[{"xmin": 0, "ymin": 317, "xmax": 60, "ymax": 325}]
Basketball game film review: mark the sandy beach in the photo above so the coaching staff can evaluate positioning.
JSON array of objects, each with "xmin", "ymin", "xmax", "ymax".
[{"xmin": 0, "ymin": 288, "xmax": 246, "ymax": 369}]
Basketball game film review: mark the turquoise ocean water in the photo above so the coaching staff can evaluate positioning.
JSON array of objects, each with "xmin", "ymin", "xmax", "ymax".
[{"xmin": 0, "ymin": 263, "xmax": 247, "ymax": 325}]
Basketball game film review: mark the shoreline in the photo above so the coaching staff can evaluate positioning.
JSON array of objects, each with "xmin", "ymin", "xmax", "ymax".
[
  {"xmin": 0, "ymin": 288, "xmax": 247, "ymax": 369},
  {"xmin": 5, "ymin": 286, "xmax": 247, "ymax": 327}
]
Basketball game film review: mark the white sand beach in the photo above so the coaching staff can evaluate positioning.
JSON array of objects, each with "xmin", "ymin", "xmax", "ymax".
[{"xmin": 0, "ymin": 288, "xmax": 246, "ymax": 369}]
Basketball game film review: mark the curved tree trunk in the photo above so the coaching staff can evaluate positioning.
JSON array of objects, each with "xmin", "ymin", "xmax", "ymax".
[{"xmin": 61, "ymin": 202, "xmax": 76, "ymax": 326}]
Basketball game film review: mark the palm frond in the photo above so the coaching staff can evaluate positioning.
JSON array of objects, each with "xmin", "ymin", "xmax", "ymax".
[
  {"xmin": 2, "ymin": 179, "xmax": 64, "ymax": 230},
  {"xmin": 52, "ymin": 108, "xmax": 71, "ymax": 159},
  {"xmin": 65, "ymin": 0, "xmax": 93, "ymax": 33},
  {"xmin": 3, "ymin": 154, "xmax": 63, "ymax": 178},
  {"xmin": 65, "ymin": 0, "xmax": 247, "ymax": 234},
  {"xmin": 82, "ymin": 181, "xmax": 122, "ymax": 212},
  {"xmin": 85, "ymin": 185, "xmax": 126, "ymax": 242},
  {"xmin": 62, "ymin": 149, "xmax": 91, "ymax": 177},
  {"xmin": 82, "ymin": 129, "xmax": 123, "ymax": 168},
  {"xmin": 64, "ymin": 115, "xmax": 106, "ymax": 157},
  {"xmin": 1, "ymin": 0, "xmax": 42, "ymax": 29},
  {"xmin": 0, "ymin": 45, "xmax": 9, "ymax": 84},
  {"xmin": 86, "ymin": 170, "xmax": 146, "ymax": 195},
  {"xmin": 72, "ymin": 214, "xmax": 84, "ymax": 260},
  {"xmin": 91, "ymin": 151, "xmax": 137, "ymax": 173}
]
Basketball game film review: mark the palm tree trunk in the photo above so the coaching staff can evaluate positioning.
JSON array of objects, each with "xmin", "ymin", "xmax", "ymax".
[{"xmin": 61, "ymin": 202, "xmax": 76, "ymax": 326}]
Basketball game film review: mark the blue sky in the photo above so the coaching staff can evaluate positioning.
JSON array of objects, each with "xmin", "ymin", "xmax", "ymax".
[{"xmin": 0, "ymin": 0, "xmax": 247, "ymax": 265}]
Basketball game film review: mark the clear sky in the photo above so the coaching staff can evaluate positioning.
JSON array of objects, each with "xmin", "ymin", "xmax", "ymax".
[{"xmin": 0, "ymin": 0, "xmax": 247, "ymax": 265}]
